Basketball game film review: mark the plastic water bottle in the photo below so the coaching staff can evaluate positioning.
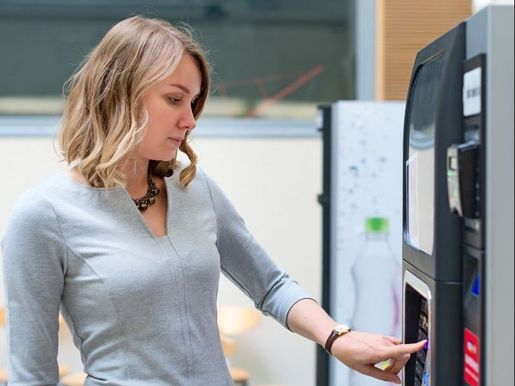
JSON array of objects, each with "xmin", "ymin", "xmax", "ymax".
[{"xmin": 350, "ymin": 217, "xmax": 402, "ymax": 386}]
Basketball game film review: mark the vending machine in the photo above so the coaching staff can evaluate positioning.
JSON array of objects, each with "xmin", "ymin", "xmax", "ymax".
[{"xmin": 402, "ymin": 5, "xmax": 513, "ymax": 386}]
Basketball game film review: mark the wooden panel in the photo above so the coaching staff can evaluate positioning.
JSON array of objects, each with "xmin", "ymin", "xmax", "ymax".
[{"xmin": 376, "ymin": 0, "xmax": 472, "ymax": 100}]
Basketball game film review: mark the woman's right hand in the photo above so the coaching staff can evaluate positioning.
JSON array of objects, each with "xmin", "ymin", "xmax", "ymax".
[{"xmin": 331, "ymin": 330, "xmax": 426, "ymax": 384}]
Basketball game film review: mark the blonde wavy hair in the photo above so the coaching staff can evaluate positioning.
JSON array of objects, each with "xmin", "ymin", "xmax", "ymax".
[{"xmin": 58, "ymin": 16, "xmax": 210, "ymax": 188}]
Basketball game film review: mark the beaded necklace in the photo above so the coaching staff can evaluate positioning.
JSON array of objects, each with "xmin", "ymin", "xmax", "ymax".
[{"xmin": 132, "ymin": 170, "xmax": 160, "ymax": 211}]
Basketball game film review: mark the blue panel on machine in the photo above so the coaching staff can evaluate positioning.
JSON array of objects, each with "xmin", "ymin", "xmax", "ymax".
[{"xmin": 471, "ymin": 273, "xmax": 480, "ymax": 297}]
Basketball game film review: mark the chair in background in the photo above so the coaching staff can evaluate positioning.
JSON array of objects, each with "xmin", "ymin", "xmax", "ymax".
[{"xmin": 218, "ymin": 305, "xmax": 262, "ymax": 386}]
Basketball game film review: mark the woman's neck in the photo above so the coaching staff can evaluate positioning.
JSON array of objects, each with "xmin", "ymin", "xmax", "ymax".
[{"xmin": 120, "ymin": 158, "xmax": 150, "ymax": 197}]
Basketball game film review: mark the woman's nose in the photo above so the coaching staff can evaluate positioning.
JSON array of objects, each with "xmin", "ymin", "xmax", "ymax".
[{"xmin": 179, "ymin": 107, "xmax": 196, "ymax": 131}]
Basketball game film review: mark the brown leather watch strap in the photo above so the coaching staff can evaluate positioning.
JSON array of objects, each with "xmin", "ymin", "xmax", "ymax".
[{"xmin": 324, "ymin": 324, "xmax": 351, "ymax": 355}]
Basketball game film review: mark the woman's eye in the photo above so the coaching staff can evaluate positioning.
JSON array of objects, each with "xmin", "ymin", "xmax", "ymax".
[{"xmin": 168, "ymin": 97, "xmax": 181, "ymax": 104}]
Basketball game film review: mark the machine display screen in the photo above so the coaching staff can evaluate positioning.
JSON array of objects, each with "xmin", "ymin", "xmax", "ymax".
[{"xmin": 406, "ymin": 54, "xmax": 445, "ymax": 256}]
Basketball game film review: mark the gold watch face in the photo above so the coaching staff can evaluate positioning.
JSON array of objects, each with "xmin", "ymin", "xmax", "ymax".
[{"xmin": 334, "ymin": 324, "xmax": 351, "ymax": 335}]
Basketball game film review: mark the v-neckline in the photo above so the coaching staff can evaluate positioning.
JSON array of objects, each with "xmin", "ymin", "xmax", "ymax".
[
  {"xmin": 61, "ymin": 170, "xmax": 175, "ymax": 240},
  {"xmin": 129, "ymin": 177, "xmax": 172, "ymax": 240},
  {"xmin": 123, "ymin": 174, "xmax": 174, "ymax": 240}
]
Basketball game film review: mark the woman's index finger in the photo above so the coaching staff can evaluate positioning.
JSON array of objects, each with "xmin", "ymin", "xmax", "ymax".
[{"xmin": 384, "ymin": 339, "xmax": 427, "ymax": 357}]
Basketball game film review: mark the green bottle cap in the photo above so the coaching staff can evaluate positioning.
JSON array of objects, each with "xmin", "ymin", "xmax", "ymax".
[{"xmin": 365, "ymin": 217, "xmax": 389, "ymax": 233}]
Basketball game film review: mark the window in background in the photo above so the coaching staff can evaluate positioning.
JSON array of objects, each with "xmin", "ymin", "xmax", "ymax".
[{"xmin": 0, "ymin": 0, "xmax": 355, "ymax": 120}]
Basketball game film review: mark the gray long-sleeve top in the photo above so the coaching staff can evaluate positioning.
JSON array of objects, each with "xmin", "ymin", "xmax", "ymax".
[{"xmin": 1, "ymin": 167, "xmax": 311, "ymax": 386}]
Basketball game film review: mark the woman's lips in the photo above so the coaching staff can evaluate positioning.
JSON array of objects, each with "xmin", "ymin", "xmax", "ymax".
[{"xmin": 168, "ymin": 137, "xmax": 182, "ymax": 145}]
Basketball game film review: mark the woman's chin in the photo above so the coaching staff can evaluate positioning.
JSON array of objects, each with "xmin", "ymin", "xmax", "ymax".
[{"xmin": 151, "ymin": 150, "xmax": 178, "ymax": 162}]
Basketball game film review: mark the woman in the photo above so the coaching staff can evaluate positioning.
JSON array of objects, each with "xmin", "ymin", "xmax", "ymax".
[{"xmin": 1, "ymin": 16, "xmax": 424, "ymax": 385}]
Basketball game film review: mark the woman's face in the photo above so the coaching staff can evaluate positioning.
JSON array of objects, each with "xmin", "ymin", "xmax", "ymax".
[{"xmin": 135, "ymin": 54, "xmax": 202, "ymax": 162}]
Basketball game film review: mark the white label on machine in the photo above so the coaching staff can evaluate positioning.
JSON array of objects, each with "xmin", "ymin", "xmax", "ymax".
[{"xmin": 463, "ymin": 67, "xmax": 482, "ymax": 116}]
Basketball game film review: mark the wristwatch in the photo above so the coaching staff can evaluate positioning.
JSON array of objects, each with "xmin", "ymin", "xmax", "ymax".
[{"xmin": 324, "ymin": 324, "xmax": 351, "ymax": 355}]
